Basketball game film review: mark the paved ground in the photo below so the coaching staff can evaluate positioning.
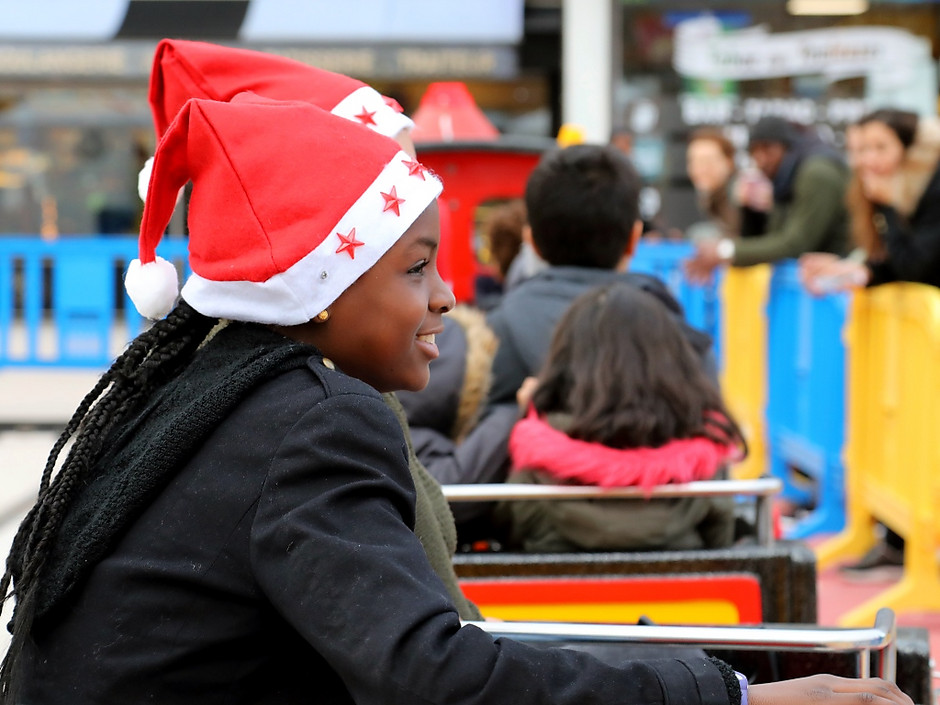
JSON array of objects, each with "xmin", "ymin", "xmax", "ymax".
[{"xmin": 0, "ymin": 368, "xmax": 102, "ymax": 654}]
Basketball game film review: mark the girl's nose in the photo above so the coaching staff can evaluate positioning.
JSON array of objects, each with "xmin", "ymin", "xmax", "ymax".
[{"xmin": 431, "ymin": 273, "xmax": 456, "ymax": 314}]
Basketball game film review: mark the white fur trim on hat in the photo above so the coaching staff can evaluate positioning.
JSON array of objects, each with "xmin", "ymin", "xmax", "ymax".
[
  {"xmin": 137, "ymin": 156, "xmax": 154, "ymax": 203},
  {"xmin": 138, "ymin": 155, "xmax": 187, "ymax": 206},
  {"xmin": 180, "ymin": 150, "xmax": 441, "ymax": 324},
  {"xmin": 332, "ymin": 85, "xmax": 414, "ymax": 140},
  {"xmin": 125, "ymin": 256, "xmax": 180, "ymax": 320}
]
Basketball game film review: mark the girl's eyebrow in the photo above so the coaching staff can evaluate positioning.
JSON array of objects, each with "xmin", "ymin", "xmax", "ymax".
[{"xmin": 412, "ymin": 236, "xmax": 439, "ymax": 251}]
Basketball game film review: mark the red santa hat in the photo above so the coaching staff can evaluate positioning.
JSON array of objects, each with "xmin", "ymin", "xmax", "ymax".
[
  {"xmin": 126, "ymin": 92, "xmax": 442, "ymax": 323},
  {"xmin": 149, "ymin": 38, "xmax": 412, "ymax": 140}
]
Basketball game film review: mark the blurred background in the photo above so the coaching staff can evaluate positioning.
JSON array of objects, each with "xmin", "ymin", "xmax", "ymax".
[{"xmin": 1, "ymin": 0, "xmax": 939, "ymax": 241}]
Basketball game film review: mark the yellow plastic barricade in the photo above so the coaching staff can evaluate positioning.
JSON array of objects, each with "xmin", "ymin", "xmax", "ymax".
[
  {"xmin": 816, "ymin": 283, "xmax": 940, "ymax": 625},
  {"xmin": 719, "ymin": 264, "xmax": 772, "ymax": 480}
]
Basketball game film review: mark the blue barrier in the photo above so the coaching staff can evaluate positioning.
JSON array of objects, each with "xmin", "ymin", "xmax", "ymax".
[
  {"xmin": 630, "ymin": 242, "xmax": 721, "ymax": 363},
  {"xmin": 0, "ymin": 236, "xmax": 190, "ymax": 368},
  {"xmin": 765, "ymin": 261, "xmax": 849, "ymax": 539}
]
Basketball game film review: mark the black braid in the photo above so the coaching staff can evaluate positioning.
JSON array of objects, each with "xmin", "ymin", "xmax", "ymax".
[{"xmin": 0, "ymin": 300, "xmax": 219, "ymax": 701}]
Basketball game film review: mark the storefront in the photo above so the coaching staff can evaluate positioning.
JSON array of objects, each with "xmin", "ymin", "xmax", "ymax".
[
  {"xmin": 0, "ymin": 0, "xmax": 553, "ymax": 237},
  {"xmin": 613, "ymin": 1, "xmax": 940, "ymax": 232}
]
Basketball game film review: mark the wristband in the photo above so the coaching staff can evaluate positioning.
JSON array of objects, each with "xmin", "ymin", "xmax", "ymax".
[
  {"xmin": 716, "ymin": 238, "xmax": 736, "ymax": 261},
  {"xmin": 734, "ymin": 671, "xmax": 749, "ymax": 705}
]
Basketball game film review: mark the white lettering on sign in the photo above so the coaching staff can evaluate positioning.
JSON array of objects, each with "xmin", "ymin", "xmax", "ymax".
[
  {"xmin": 673, "ymin": 16, "xmax": 928, "ymax": 85},
  {"xmin": 679, "ymin": 95, "xmax": 868, "ymax": 128}
]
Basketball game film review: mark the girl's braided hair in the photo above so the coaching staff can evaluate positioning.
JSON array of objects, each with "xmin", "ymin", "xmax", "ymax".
[{"xmin": 0, "ymin": 300, "xmax": 218, "ymax": 700}]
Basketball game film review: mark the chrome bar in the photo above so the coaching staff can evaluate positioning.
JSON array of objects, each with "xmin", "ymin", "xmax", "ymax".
[
  {"xmin": 442, "ymin": 478, "xmax": 783, "ymax": 546},
  {"xmin": 441, "ymin": 478, "xmax": 781, "ymax": 501},
  {"xmin": 755, "ymin": 490, "xmax": 773, "ymax": 546},
  {"xmin": 874, "ymin": 607, "xmax": 897, "ymax": 681},
  {"xmin": 463, "ymin": 610, "xmax": 897, "ymax": 680}
]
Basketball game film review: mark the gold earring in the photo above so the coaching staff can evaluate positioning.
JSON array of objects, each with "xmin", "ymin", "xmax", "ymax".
[{"xmin": 315, "ymin": 309, "xmax": 330, "ymax": 323}]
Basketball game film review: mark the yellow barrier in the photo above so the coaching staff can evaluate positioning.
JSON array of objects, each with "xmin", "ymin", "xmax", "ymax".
[
  {"xmin": 816, "ymin": 283, "xmax": 940, "ymax": 626},
  {"xmin": 720, "ymin": 264, "xmax": 772, "ymax": 480}
]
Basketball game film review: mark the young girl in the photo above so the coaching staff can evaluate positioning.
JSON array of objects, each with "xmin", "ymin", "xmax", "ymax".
[
  {"xmin": 502, "ymin": 282, "xmax": 745, "ymax": 552},
  {"xmin": 799, "ymin": 108, "xmax": 940, "ymax": 573},
  {"xmin": 801, "ymin": 108, "xmax": 940, "ymax": 293},
  {"xmin": 0, "ymin": 94, "xmax": 914, "ymax": 705},
  {"xmin": 685, "ymin": 127, "xmax": 769, "ymax": 243},
  {"xmin": 141, "ymin": 37, "xmax": 479, "ymax": 613}
]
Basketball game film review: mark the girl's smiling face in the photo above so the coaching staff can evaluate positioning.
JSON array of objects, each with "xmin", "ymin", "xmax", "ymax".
[
  {"xmin": 276, "ymin": 201, "xmax": 455, "ymax": 393},
  {"xmin": 858, "ymin": 120, "xmax": 906, "ymax": 178},
  {"xmin": 686, "ymin": 138, "xmax": 734, "ymax": 195}
]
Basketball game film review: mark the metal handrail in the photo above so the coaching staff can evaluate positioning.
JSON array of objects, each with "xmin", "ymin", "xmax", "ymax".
[
  {"xmin": 442, "ymin": 477, "xmax": 782, "ymax": 546},
  {"xmin": 463, "ymin": 607, "xmax": 897, "ymax": 680}
]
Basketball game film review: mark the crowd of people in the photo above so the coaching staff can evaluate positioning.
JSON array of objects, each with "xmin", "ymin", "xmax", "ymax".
[
  {"xmin": 0, "ymin": 38, "xmax": 924, "ymax": 705},
  {"xmin": 680, "ymin": 109, "xmax": 940, "ymax": 574},
  {"xmin": 407, "ymin": 106, "xmax": 940, "ymax": 562}
]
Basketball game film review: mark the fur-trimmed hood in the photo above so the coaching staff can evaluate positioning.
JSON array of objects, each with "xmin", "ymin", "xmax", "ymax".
[
  {"xmin": 447, "ymin": 305, "xmax": 498, "ymax": 442},
  {"xmin": 889, "ymin": 115, "xmax": 940, "ymax": 217}
]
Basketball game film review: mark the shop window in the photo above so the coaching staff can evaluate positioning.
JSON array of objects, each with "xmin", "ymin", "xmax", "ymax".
[{"xmin": 0, "ymin": 87, "xmax": 152, "ymax": 237}]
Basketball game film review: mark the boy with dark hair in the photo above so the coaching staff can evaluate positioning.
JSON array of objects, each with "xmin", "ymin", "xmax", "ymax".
[
  {"xmin": 526, "ymin": 144, "xmax": 641, "ymax": 268},
  {"xmin": 486, "ymin": 144, "xmax": 715, "ymax": 406}
]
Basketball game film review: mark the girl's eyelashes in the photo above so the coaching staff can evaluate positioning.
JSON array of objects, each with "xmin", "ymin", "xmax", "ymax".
[{"xmin": 408, "ymin": 259, "xmax": 430, "ymax": 275}]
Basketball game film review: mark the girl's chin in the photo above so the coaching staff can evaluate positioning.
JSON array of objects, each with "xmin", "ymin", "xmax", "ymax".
[
  {"xmin": 398, "ymin": 372, "xmax": 430, "ymax": 394},
  {"xmin": 372, "ymin": 367, "xmax": 430, "ymax": 395}
]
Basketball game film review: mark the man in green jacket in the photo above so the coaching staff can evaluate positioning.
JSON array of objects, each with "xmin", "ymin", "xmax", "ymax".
[{"xmin": 684, "ymin": 116, "xmax": 850, "ymax": 281}]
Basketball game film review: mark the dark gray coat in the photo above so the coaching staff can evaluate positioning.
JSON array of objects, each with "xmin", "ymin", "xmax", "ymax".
[{"xmin": 486, "ymin": 266, "xmax": 716, "ymax": 407}]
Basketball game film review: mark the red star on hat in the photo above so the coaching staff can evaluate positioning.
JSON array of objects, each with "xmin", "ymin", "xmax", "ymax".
[
  {"xmin": 401, "ymin": 158, "xmax": 428, "ymax": 180},
  {"xmin": 381, "ymin": 185, "xmax": 405, "ymax": 216},
  {"xmin": 355, "ymin": 107, "xmax": 377, "ymax": 126},
  {"xmin": 335, "ymin": 227, "xmax": 365, "ymax": 259}
]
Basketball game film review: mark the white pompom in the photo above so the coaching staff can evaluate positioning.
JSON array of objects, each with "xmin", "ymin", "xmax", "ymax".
[
  {"xmin": 138, "ymin": 155, "xmax": 184, "ymax": 205},
  {"xmin": 125, "ymin": 256, "xmax": 179, "ymax": 320},
  {"xmin": 137, "ymin": 156, "xmax": 154, "ymax": 203}
]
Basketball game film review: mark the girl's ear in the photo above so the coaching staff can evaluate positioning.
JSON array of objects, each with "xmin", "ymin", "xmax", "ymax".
[
  {"xmin": 521, "ymin": 223, "xmax": 534, "ymax": 246},
  {"xmin": 616, "ymin": 220, "xmax": 643, "ymax": 271},
  {"xmin": 524, "ymin": 223, "xmax": 547, "ymax": 262},
  {"xmin": 627, "ymin": 219, "xmax": 642, "ymax": 255}
]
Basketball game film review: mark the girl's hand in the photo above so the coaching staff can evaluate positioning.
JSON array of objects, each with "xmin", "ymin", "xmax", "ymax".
[
  {"xmin": 798, "ymin": 252, "xmax": 840, "ymax": 290},
  {"xmin": 516, "ymin": 377, "xmax": 540, "ymax": 411},
  {"xmin": 751, "ymin": 675, "xmax": 913, "ymax": 705},
  {"xmin": 798, "ymin": 254, "xmax": 869, "ymax": 296},
  {"xmin": 734, "ymin": 169, "xmax": 774, "ymax": 212},
  {"xmin": 859, "ymin": 173, "xmax": 893, "ymax": 205}
]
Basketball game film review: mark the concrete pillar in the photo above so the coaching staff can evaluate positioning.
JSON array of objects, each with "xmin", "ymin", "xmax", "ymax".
[{"xmin": 561, "ymin": 0, "xmax": 614, "ymax": 144}]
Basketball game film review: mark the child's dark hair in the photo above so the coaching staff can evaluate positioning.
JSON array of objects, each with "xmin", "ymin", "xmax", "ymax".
[
  {"xmin": 531, "ymin": 283, "xmax": 746, "ymax": 452},
  {"xmin": 485, "ymin": 198, "xmax": 527, "ymax": 279},
  {"xmin": 0, "ymin": 301, "xmax": 219, "ymax": 699},
  {"xmin": 524, "ymin": 144, "xmax": 641, "ymax": 269}
]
